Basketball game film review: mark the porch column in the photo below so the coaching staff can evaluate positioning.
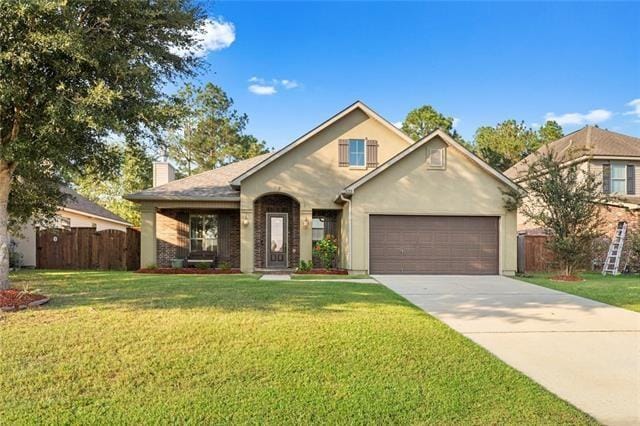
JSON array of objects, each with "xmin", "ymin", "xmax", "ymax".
[
  {"xmin": 240, "ymin": 208, "xmax": 253, "ymax": 272},
  {"xmin": 299, "ymin": 209, "xmax": 313, "ymax": 264},
  {"xmin": 140, "ymin": 205, "xmax": 157, "ymax": 268}
]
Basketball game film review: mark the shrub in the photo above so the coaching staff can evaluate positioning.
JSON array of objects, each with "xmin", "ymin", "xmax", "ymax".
[
  {"xmin": 313, "ymin": 235, "xmax": 338, "ymax": 270},
  {"xmin": 628, "ymin": 230, "xmax": 640, "ymax": 273},
  {"xmin": 218, "ymin": 261, "xmax": 231, "ymax": 272},
  {"xmin": 298, "ymin": 260, "xmax": 312, "ymax": 273},
  {"xmin": 195, "ymin": 262, "xmax": 210, "ymax": 270},
  {"xmin": 145, "ymin": 263, "xmax": 157, "ymax": 270}
]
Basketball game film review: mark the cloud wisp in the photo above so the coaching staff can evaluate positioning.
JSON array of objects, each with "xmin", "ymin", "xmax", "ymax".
[
  {"xmin": 247, "ymin": 77, "xmax": 300, "ymax": 95},
  {"xmin": 171, "ymin": 18, "xmax": 236, "ymax": 58},
  {"xmin": 544, "ymin": 109, "xmax": 613, "ymax": 126},
  {"xmin": 624, "ymin": 98, "xmax": 640, "ymax": 119}
]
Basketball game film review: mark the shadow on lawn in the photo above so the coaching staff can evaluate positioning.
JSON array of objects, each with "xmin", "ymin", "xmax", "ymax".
[{"xmin": 8, "ymin": 271, "xmax": 410, "ymax": 313}]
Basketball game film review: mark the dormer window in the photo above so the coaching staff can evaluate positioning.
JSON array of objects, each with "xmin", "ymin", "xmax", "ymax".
[{"xmin": 349, "ymin": 139, "xmax": 366, "ymax": 167}]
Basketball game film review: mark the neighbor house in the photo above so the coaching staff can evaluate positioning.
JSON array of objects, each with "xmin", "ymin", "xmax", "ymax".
[
  {"xmin": 505, "ymin": 125, "xmax": 640, "ymax": 235},
  {"xmin": 125, "ymin": 101, "xmax": 520, "ymax": 275},
  {"xmin": 11, "ymin": 187, "xmax": 131, "ymax": 267}
]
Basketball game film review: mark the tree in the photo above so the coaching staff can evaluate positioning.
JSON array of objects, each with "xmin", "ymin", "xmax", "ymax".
[
  {"xmin": 474, "ymin": 120, "xmax": 541, "ymax": 171},
  {"xmin": 504, "ymin": 150, "xmax": 607, "ymax": 276},
  {"xmin": 538, "ymin": 120, "xmax": 564, "ymax": 144},
  {"xmin": 401, "ymin": 105, "xmax": 470, "ymax": 148},
  {"xmin": 166, "ymin": 83, "xmax": 269, "ymax": 176},
  {"xmin": 74, "ymin": 141, "xmax": 153, "ymax": 226},
  {"xmin": 0, "ymin": 1, "xmax": 205, "ymax": 288}
]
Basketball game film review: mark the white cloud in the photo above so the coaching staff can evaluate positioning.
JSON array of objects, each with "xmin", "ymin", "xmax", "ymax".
[
  {"xmin": 248, "ymin": 84, "xmax": 277, "ymax": 95},
  {"xmin": 247, "ymin": 77, "xmax": 300, "ymax": 95},
  {"xmin": 393, "ymin": 121, "xmax": 403, "ymax": 129},
  {"xmin": 452, "ymin": 117, "xmax": 461, "ymax": 129},
  {"xmin": 544, "ymin": 109, "xmax": 613, "ymax": 126},
  {"xmin": 624, "ymin": 98, "xmax": 640, "ymax": 118},
  {"xmin": 171, "ymin": 18, "xmax": 236, "ymax": 58},
  {"xmin": 531, "ymin": 122, "xmax": 541, "ymax": 129}
]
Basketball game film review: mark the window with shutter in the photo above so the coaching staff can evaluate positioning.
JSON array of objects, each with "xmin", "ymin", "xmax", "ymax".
[
  {"xmin": 611, "ymin": 163, "xmax": 626, "ymax": 194},
  {"xmin": 348, "ymin": 139, "xmax": 366, "ymax": 167},
  {"xmin": 338, "ymin": 139, "xmax": 349, "ymax": 167},
  {"xmin": 627, "ymin": 165, "xmax": 636, "ymax": 195}
]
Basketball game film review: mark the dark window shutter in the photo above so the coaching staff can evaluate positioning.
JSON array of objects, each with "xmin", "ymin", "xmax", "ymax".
[
  {"xmin": 602, "ymin": 164, "xmax": 611, "ymax": 194},
  {"xmin": 366, "ymin": 139, "xmax": 378, "ymax": 168},
  {"xmin": 627, "ymin": 165, "xmax": 636, "ymax": 195},
  {"xmin": 338, "ymin": 139, "xmax": 349, "ymax": 167}
]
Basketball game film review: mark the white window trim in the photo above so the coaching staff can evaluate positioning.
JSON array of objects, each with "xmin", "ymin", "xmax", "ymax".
[
  {"xmin": 189, "ymin": 213, "xmax": 218, "ymax": 252},
  {"xmin": 426, "ymin": 146, "xmax": 446, "ymax": 170},
  {"xmin": 610, "ymin": 162, "xmax": 627, "ymax": 195},
  {"xmin": 348, "ymin": 139, "xmax": 367, "ymax": 169}
]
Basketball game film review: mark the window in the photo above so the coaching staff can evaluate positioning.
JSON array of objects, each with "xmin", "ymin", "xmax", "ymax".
[
  {"xmin": 611, "ymin": 163, "xmax": 626, "ymax": 194},
  {"xmin": 349, "ymin": 139, "xmax": 365, "ymax": 167},
  {"xmin": 190, "ymin": 214, "xmax": 218, "ymax": 252},
  {"xmin": 312, "ymin": 217, "xmax": 325, "ymax": 243}
]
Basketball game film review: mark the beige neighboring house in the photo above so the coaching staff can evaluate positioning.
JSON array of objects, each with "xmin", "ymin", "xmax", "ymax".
[
  {"xmin": 505, "ymin": 125, "xmax": 640, "ymax": 235},
  {"xmin": 12, "ymin": 187, "xmax": 131, "ymax": 267},
  {"xmin": 125, "ymin": 101, "xmax": 521, "ymax": 275}
]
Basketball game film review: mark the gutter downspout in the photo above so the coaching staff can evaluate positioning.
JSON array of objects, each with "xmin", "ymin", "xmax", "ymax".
[{"xmin": 339, "ymin": 193, "xmax": 352, "ymax": 271}]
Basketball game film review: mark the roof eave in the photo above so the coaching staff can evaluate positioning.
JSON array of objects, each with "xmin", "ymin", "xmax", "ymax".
[{"xmin": 124, "ymin": 194, "xmax": 241, "ymax": 202}]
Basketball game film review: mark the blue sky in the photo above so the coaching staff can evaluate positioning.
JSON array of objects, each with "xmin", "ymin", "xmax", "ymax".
[{"xmin": 185, "ymin": 1, "xmax": 640, "ymax": 149}]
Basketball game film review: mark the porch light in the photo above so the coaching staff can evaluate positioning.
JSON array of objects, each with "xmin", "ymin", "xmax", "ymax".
[
  {"xmin": 243, "ymin": 215, "xmax": 249, "ymax": 226},
  {"xmin": 303, "ymin": 217, "xmax": 309, "ymax": 228}
]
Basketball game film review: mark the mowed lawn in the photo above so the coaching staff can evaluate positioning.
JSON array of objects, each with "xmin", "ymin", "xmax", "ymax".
[
  {"xmin": 518, "ymin": 272, "xmax": 640, "ymax": 312},
  {"xmin": 1, "ymin": 271, "xmax": 593, "ymax": 424}
]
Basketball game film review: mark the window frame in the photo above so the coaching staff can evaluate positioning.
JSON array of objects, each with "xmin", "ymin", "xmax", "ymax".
[
  {"xmin": 610, "ymin": 162, "xmax": 627, "ymax": 195},
  {"xmin": 312, "ymin": 217, "xmax": 325, "ymax": 243},
  {"xmin": 189, "ymin": 213, "xmax": 218, "ymax": 252},
  {"xmin": 348, "ymin": 139, "xmax": 367, "ymax": 169}
]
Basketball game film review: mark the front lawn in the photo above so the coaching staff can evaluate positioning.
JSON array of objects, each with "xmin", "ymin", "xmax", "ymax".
[
  {"xmin": 517, "ymin": 272, "xmax": 640, "ymax": 312},
  {"xmin": 1, "ymin": 271, "xmax": 593, "ymax": 424}
]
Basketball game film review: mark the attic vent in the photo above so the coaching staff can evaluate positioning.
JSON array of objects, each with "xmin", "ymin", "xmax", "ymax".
[{"xmin": 427, "ymin": 147, "xmax": 446, "ymax": 170}]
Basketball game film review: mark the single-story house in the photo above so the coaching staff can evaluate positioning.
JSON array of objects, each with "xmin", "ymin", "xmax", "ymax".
[
  {"xmin": 11, "ymin": 187, "xmax": 131, "ymax": 267},
  {"xmin": 505, "ymin": 125, "xmax": 640, "ymax": 236},
  {"xmin": 125, "ymin": 101, "xmax": 520, "ymax": 275}
]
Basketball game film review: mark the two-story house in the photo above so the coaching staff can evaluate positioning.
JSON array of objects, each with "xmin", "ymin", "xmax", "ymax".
[
  {"xmin": 125, "ymin": 101, "xmax": 521, "ymax": 275},
  {"xmin": 505, "ymin": 125, "xmax": 640, "ymax": 236}
]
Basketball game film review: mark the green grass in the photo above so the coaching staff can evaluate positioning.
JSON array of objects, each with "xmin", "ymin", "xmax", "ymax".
[
  {"xmin": 1, "ymin": 271, "xmax": 593, "ymax": 424},
  {"xmin": 517, "ymin": 272, "xmax": 640, "ymax": 312},
  {"xmin": 291, "ymin": 273, "xmax": 371, "ymax": 280}
]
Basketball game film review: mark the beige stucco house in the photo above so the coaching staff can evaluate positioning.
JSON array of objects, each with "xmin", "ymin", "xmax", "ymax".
[
  {"xmin": 505, "ymin": 126, "xmax": 640, "ymax": 236},
  {"xmin": 12, "ymin": 187, "xmax": 131, "ymax": 267},
  {"xmin": 126, "ymin": 101, "xmax": 520, "ymax": 275}
]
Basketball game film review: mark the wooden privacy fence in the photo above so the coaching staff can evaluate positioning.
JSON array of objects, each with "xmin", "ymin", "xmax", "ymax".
[
  {"xmin": 36, "ymin": 227, "xmax": 140, "ymax": 270},
  {"xmin": 517, "ymin": 234, "xmax": 556, "ymax": 273}
]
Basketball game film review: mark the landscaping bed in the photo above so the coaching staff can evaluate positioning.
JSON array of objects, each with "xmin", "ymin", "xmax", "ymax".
[
  {"xmin": 0, "ymin": 288, "xmax": 49, "ymax": 311},
  {"xmin": 136, "ymin": 268, "xmax": 242, "ymax": 274},
  {"xmin": 294, "ymin": 268, "xmax": 348, "ymax": 275}
]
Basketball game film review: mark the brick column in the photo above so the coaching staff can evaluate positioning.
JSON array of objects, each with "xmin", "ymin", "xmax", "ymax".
[
  {"xmin": 240, "ymin": 208, "xmax": 253, "ymax": 272},
  {"xmin": 140, "ymin": 205, "xmax": 157, "ymax": 268}
]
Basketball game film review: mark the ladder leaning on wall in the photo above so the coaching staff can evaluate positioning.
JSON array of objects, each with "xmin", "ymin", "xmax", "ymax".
[{"xmin": 602, "ymin": 221, "xmax": 628, "ymax": 276}]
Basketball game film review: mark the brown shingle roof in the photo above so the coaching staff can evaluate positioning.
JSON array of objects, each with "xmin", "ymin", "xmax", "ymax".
[
  {"xmin": 61, "ymin": 187, "xmax": 130, "ymax": 225},
  {"xmin": 125, "ymin": 153, "xmax": 272, "ymax": 201},
  {"xmin": 505, "ymin": 126, "xmax": 640, "ymax": 180}
]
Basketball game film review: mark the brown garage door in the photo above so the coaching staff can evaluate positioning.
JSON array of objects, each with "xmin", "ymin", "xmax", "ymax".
[{"xmin": 369, "ymin": 215, "xmax": 499, "ymax": 274}]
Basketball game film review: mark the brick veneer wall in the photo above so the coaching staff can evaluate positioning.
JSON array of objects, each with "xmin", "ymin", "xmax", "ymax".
[
  {"xmin": 156, "ymin": 209, "xmax": 240, "ymax": 268},
  {"xmin": 599, "ymin": 205, "xmax": 639, "ymax": 236},
  {"xmin": 253, "ymin": 195, "xmax": 300, "ymax": 269}
]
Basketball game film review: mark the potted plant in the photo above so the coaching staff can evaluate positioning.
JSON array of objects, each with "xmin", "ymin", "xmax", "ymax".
[{"xmin": 171, "ymin": 258, "xmax": 185, "ymax": 269}]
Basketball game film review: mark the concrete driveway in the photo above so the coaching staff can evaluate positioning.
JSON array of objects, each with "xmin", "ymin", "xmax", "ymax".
[{"xmin": 374, "ymin": 275, "xmax": 640, "ymax": 426}]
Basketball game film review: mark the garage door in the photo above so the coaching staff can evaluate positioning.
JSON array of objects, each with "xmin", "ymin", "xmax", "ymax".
[{"xmin": 369, "ymin": 215, "xmax": 499, "ymax": 274}]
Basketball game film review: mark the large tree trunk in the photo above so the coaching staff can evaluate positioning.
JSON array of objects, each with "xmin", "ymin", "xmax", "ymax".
[{"xmin": 0, "ymin": 160, "xmax": 14, "ymax": 290}]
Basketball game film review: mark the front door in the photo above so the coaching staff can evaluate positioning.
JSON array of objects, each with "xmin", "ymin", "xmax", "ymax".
[{"xmin": 266, "ymin": 213, "xmax": 288, "ymax": 268}]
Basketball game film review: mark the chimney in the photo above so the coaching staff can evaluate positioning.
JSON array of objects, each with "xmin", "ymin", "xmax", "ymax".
[{"xmin": 153, "ymin": 160, "xmax": 175, "ymax": 187}]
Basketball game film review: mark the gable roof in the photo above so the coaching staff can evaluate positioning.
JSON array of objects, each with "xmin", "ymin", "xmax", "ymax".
[
  {"xmin": 61, "ymin": 187, "xmax": 131, "ymax": 226},
  {"xmin": 229, "ymin": 101, "xmax": 414, "ymax": 187},
  {"xmin": 124, "ymin": 153, "xmax": 272, "ymax": 201},
  {"xmin": 339, "ymin": 129, "xmax": 521, "ymax": 198},
  {"xmin": 505, "ymin": 126, "xmax": 640, "ymax": 180}
]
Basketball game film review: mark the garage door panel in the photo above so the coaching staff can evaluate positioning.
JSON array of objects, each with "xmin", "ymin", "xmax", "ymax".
[{"xmin": 369, "ymin": 215, "xmax": 499, "ymax": 275}]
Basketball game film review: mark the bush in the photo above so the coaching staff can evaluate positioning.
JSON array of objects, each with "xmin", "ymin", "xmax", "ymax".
[
  {"xmin": 298, "ymin": 260, "xmax": 312, "ymax": 273},
  {"xmin": 195, "ymin": 262, "xmax": 210, "ymax": 270},
  {"xmin": 628, "ymin": 230, "xmax": 640, "ymax": 273},
  {"xmin": 313, "ymin": 235, "xmax": 338, "ymax": 270},
  {"xmin": 218, "ymin": 261, "xmax": 231, "ymax": 272}
]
